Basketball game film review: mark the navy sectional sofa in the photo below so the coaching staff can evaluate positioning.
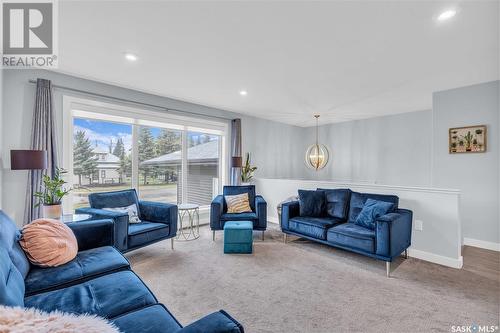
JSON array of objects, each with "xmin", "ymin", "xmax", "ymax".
[
  {"xmin": 281, "ymin": 189, "xmax": 412, "ymax": 277},
  {"xmin": 0, "ymin": 210, "xmax": 243, "ymax": 333}
]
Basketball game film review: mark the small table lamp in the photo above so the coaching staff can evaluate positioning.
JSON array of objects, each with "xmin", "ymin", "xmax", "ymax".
[{"xmin": 10, "ymin": 150, "xmax": 48, "ymax": 170}]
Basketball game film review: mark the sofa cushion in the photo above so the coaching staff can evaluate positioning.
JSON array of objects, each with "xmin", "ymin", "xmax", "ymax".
[
  {"xmin": 0, "ymin": 247, "xmax": 25, "ymax": 307},
  {"xmin": 25, "ymin": 270, "xmax": 157, "ymax": 319},
  {"xmin": 348, "ymin": 192, "xmax": 399, "ymax": 224},
  {"xmin": 128, "ymin": 222, "xmax": 169, "ymax": 249},
  {"xmin": 25, "ymin": 246, "xmax": 130, "ymax": 296},
  {"xmin": 327, "ymin": 223, "xmax": 376, "ymax": 253},
  {"xmin": 220, "ymin": 212, "xmax": 257, "ymax": 221},
  {"xmin": 223, "ymin": 185, "xmax": 256, "ymax": 212},
  {"xmin": 317, "ymin": 188, "xmax": 351, "ymax": 220},
  {"xmin": 288, "ymin": 216, "xmax": 343, "ymax": 240},
  {"xmin": 0, "ymin": 211, "xmax": 30, "ymax": 278},
  {"xmin": 112, "ymin": 304, "xmax": 182, "ymax": 333},
  {"xmin": 298, "ymin": 190, "xmax": 326, "ymax": 217},
  {"xmin": 354, "ymin": 199, "xmax": 394, "ymax": 230}
]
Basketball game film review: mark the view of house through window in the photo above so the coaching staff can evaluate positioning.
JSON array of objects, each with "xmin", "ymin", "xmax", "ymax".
[
  {"xmin": 72, "ymin": 118, "xmax": 132, "ymax": 210},
  {"xmin": 70, "ymin": 113, "xmax": 224, "ymax": 213}
]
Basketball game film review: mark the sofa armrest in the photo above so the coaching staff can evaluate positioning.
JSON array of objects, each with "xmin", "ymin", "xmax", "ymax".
[
  {"xmin": 67, "ymin": 219, "xmax": 114, "ymax": 251},
  {"xmin": 281, "ymin": 200, "xmax": 300, "ymax": 231},
  {"xmin": 178, "ymin": 310, "xmax": 244, "ymax": 333},
  {"xmin": 75, "ymin": 207, "xmax": 129, "ymax": 252},
  {"xmin": 255, "ymin": 195, "xmax": 267, "ymax": 230},
  {"xmin": 139, "ymin": 201, "xmax": 178, "ymax": 237},
  {"xmin": 375, "ymin": 209, "xmax": 413, "ymax": 258},
  {"xmin": 210, "ymin": 195, "xmax": 224, "ymax": 231}
]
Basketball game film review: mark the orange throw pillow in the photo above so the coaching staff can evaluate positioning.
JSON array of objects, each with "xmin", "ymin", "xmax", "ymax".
[{"xmin": 19, "ymin": 218, "xmax": 78, "ymax": 267}]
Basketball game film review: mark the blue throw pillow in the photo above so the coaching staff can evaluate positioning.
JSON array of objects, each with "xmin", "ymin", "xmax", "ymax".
[
  {"xmin": 355, "ymin": 199, "xmax": 394, "ymax": 229},
  {"xmin": 298, "ymin": 190, "xmax": 326, "ymax": 217}
]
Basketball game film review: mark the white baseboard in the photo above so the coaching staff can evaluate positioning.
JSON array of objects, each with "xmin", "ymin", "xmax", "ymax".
[
  {"xmin": 407, "ymin": 249, "xmax": 463, "ymax": 269},
  {"xmin": 268, "ymin": 216, "xmax": 279, "ymax": 224},
  {"xmin": 463, "ymin": 237, "xmax": 500, "ymax": 252},
  {"xmin": 269, "ymin": 217, "xmax": 463, "ymax": 268}
]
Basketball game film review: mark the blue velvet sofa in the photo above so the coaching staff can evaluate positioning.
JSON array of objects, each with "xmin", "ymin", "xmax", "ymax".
[
  {"xmin": 0, "ymin": 210, "xmax": 244, "ymax": 333},
  {"xmin": 280, "ymin": 189, "xmax": 412, "ymax": 277},
  {"xmin": 210, "ymin": 185, "xmax": 267, "ymax": 241},
  {"xmin": 76, "ymin": 189, "xmax": 177, "ymax": 253}
]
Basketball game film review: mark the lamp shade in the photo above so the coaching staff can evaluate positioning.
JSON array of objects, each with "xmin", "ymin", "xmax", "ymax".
[
  {"xmin": 231, "ymin": 156, "xmax": 242, "ymax": 168},
  {"xmin": 10, "ymin": 150, "xmax": 47, "ymax": 170}
]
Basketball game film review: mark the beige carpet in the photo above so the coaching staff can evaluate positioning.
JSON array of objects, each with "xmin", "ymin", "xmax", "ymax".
[{"xmin": 126, "ymin": 225, "xmax": 500, "ymax": 333}]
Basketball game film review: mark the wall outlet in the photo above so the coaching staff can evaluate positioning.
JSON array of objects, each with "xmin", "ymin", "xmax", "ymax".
[{"xmin": 415, "ymin": 220, "xmax": 423, "ymax": 231}]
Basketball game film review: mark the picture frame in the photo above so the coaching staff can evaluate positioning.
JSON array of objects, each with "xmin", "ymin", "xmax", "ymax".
[{"xmin": 449, "ymin": 125, "xmax": 487, "ymax": 154}]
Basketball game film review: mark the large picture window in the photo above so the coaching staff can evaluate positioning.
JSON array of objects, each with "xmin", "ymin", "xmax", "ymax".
[{"xmin": 64, "ymin": 97, "xmax": 227, "ymax": 220}]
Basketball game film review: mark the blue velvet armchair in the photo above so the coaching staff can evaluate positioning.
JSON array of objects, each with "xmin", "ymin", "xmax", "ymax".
[
  {"xmin": 210, "ymin": 185, "xmax": 267, "ymax": 241},
  {"xmin": 76, "ymin": 189, "xmax": 178, "ymax": 253}
]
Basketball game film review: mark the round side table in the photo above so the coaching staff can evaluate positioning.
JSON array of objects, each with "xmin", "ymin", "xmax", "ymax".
[
  {"xmin": 61, "ymin": 213, "xmax": 92, "ymax": 224},
  {"xmin": 176, "ymin": 204, "xmax": 200, "ymax": 241}
]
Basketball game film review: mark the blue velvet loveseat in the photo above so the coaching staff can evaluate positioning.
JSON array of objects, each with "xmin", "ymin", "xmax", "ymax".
[
  {"xmin": 0, "ymin": 210, "xmax": 243, "ymax": 333},
  {"xmin": 210, "ymin": 185, "xmax": 267, "ymax": 241},
  {"xmin": 76, "ymin": 189, "xmax": 177, "ymax": 253},
  {"xmin": 280, "ymin": 189, "xmax": 412, "ymax": 276}
]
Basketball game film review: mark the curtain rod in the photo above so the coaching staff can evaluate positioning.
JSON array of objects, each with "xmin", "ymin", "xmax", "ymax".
[{"xmin": 28, "ymin": 79, "xmax": 233, "ymax": 121}]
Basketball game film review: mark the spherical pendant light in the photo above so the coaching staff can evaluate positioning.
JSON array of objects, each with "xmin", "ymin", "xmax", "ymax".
[{"xmin": 305, "ymin": 115, "xmax": 329, "ymax": 170}]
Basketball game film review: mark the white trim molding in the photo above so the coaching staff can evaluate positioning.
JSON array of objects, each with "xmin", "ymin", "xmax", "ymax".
[
  {"xmin": 408, "ymin": 249, "xmax": 463, "ymax": 269},
  {"xmin": 463, "ymin": 238, "xmax": 500, "ymax": 252}
]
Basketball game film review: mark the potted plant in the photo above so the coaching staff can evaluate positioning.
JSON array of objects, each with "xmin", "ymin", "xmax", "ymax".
[
  {"xmin": 34, "ymin": 167, "xmax": 71, "ymax": 219},
  {"xmin": 463, "ymin": 131, "xmax": 473, "ymax": 152},
  {"xmin": 241, "ymin": 153, "xmax": 257, "ymax": 185}
]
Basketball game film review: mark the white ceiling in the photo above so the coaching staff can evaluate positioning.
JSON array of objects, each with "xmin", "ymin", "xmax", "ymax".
[{"xmin": 57, "ymin": 1, "xmax": 499, "ymax": 127}]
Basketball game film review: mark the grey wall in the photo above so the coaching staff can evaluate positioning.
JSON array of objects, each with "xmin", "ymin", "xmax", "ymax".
[
  {"xmin": 1, "ymin": 69, "xmax": 303, "ymax": 225},
  {"xmin": 433, "ymin": 81, "xmax": 499, "ymax": 244},
  {"xmin": 300, "ymin": 110, "xmax": 433, "ymax": 187}
]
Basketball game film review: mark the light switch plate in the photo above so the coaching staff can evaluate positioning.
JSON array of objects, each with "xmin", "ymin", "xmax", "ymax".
[{"xmin": 415, "ymin": 220, "xmax": 423, "ymax": 231}]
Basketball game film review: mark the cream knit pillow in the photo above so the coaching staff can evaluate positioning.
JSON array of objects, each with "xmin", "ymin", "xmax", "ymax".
[{"xmin": 225, "ymin": 193, "xmax": 252, "ymax": 213}]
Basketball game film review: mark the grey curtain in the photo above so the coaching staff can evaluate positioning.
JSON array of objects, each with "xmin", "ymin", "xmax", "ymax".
[
  {"xmin": 24, "ymin": 79, "xmax": 58, "ymax": 224},
  {"xmin": 230, "ymin": 119, "xmax": 242, "ymax": 185}
]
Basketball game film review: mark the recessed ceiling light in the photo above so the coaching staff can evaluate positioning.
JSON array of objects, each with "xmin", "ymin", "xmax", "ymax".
[
  {"xmin": 124, "ymin": 53, "xmax": 138, "ymax": 62},
  {"xmin": 437, "ymin": 9, "xmax": 456, "ymax": 21},
  {"xmin": 239, "ymin": 90, "xmax": 248, "ymax": 96}
]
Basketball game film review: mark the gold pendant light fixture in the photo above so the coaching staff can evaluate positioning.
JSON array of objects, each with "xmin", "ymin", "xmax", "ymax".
[{"xmin": 305, "ymin": 115, "xmax": 329, "ymax": 171}]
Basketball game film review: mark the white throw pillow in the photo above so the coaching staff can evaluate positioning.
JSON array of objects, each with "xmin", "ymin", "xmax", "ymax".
[{"xmin": 103, "ymin": 204, "xmax": 141, "ymax": 223}]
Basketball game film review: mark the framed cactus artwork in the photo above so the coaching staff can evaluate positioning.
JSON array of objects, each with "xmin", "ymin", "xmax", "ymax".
[{"xmin": 449, "ymin": 125, "xmax": 487, "ymax": 154}]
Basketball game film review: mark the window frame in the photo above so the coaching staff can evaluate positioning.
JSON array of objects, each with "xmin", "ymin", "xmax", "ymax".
[{"xmin": 63, "ymin": 95, "xmax": 228, "ymax": 214}]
